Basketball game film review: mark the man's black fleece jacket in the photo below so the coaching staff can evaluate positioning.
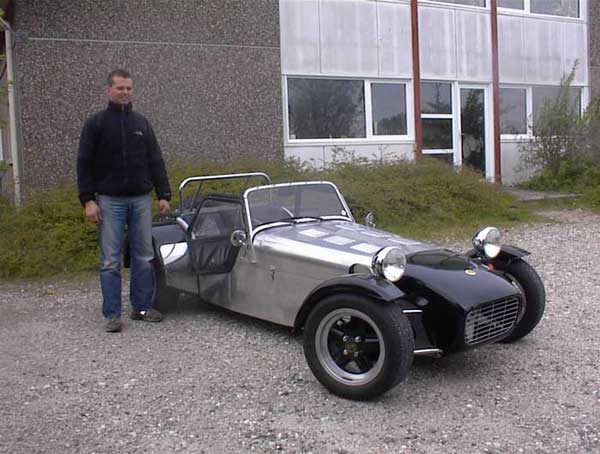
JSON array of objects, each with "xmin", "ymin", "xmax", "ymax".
[{"xmin": 77, "ymin": 102, "xmax": 171, "ymax": 206}]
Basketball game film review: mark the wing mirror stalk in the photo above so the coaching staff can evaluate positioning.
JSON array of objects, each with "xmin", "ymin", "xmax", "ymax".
[
  {"xmin": 175, "ymin": 216, "xmax": 190, "ymax": 232},
  {"xmin": 175, "ymin": 216, "xmax": 197, "ymax": 240}
]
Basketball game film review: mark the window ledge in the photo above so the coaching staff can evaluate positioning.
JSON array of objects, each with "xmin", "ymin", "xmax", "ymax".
[
  {"xmin": 419, "ymin": 1, "xmax": 489, "ymax": 14},
  {"xmin": 501, "ymin": 135, "xmax": 530, "ymax": 142},
  {"xmin": 285, "ymin": 137, "xmax": 415, "ymax": 147}
]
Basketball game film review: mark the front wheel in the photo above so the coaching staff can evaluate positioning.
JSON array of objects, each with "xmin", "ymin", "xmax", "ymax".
[
  {"xmin": 303, "ymin": 294, "xmax": 414, "ymax": 400},
  {"xmin": 498, "ymin": 259, "xmax": 546, "ymax": 343}
]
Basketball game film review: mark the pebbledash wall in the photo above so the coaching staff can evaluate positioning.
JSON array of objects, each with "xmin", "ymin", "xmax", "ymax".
[
  {"xmin": 11, "ymin": 0, "xmax": 283, "ymax": 190},
  {"xmin": 4, "ymin": 0, "xmax": 598, "ymax": 193}
]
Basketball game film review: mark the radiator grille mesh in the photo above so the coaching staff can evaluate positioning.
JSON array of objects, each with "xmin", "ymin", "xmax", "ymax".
[{"xmin": 464, "ymin": 297, "xmax": 521, "ymax": 345}]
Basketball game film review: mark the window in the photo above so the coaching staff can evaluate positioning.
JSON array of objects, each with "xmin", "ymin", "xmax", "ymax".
[
  {"xmin": 288, "ymin": 78, "xmax": 365, "ymax": 140},
  {"xmin": 498, "ymin": 0, "xmax": 524, "ymax": 9},
  {"xmin": 432, "ymin": 0, "xmax": 486, "ymax": 6},
  {"xmin": 531, "ymin": 0, "xmax": 579, "ymax": 18},
  {"xmin": 532, "ymin": 86, "xmax": 581, "ymax": 121},
  {"xmin": 500, "ymin": 88, "xmax": 527, "ymax": 135},
  {"xmin": 421, "ymin": 82, "xmax": 452, "ymax": 115},
  {"xmin": 500, "ymin": 85, "xmax": 583, "ymax": 138},
  {"xmin": 422, "ymin": 119, "xmax": 453, "ymax": 149},
  {"xmin": 371, "ymin": 83, "xmax": 407, "ymax": 136},
  {"xmin": 421, "ymin": 82, "xmax": 454, "ymax": 158},
  {"xmin": 286, "ymin": 78, "xmax": 409, "ymax": 141},
  {"xmin": 498, "ymin": 0, "xmax": 580, "ymax": 17}
]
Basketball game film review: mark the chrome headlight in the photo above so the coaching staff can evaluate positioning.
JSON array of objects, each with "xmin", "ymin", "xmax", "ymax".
[
  {"xmin": 372, "ymin": 247, "xmax": 406, "ymax": 282},
  {"xmin": 472, "ymin": 226, "xmax": 501, "ymax": 259}
]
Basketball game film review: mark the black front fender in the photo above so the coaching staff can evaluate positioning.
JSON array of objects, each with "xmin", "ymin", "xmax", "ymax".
[
  {"xmin": 467, "ymin": 245, "xmax": 530, "ymax": 265},
  {"xmin": 293, "ymin": 274, "xmax": 407, "ymax": 330}
]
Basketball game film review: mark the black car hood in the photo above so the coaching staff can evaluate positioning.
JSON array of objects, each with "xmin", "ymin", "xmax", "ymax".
[{"xmin": 402, "ymin": 249, "xmax": 521, "ymax": 311}]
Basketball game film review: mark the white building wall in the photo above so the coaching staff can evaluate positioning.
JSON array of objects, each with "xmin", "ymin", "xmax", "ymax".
[
  {"xmin": 280, "ymin": 0, "xmax": 414, "ymax": 167},
  {"xmin": 419, "ymin": 5, "xmax": 492, "ymax": 82},
  {"xmin": 319, "ymin": 0, "xmax": 379, "ymax": 76},
  {"xmin": 280, "ymin": 0, "xmax": 413, "ymax": 78},
  {"xmin": 419, "ymin": 5, "xmax": 457, "ymax": 80},
  {"xmin": 498, "ymin": 13, "xmax": 588, "ymax": 85},
  {"xmin": 279, "ymin": 0, "xmax": 321, "ymax": 74}
]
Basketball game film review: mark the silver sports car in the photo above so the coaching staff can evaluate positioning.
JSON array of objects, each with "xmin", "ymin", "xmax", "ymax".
[{"xmin": 141, "ymin": 172, "xmax": 545, "ymax": 400}]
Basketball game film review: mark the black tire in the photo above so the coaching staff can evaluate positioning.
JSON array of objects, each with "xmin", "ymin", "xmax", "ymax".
[
  {"xmin": 498, "ymin": 259, "xmax": 546, "ymax": 343},
  {"xmin": 152, "ymin": 259, "xmax": 180, "ymax": 313},
  {"xmin": 303, "ymin": 294, "xmax": 414, "ymax": 401}
]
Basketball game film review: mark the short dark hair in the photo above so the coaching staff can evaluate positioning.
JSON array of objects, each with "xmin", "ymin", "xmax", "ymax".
[{"xmin": 107, "ymin": 69, "xmax": 131, "ymax": 86}]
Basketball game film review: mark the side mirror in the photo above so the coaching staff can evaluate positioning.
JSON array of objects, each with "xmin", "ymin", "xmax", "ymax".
[
  {"xmin": 364, "ymin": 212, "xmax": 376, "ymax": 228},
  {"xmin": 230, "ymin": 230, "xmax": 248, "ymax": 247}
]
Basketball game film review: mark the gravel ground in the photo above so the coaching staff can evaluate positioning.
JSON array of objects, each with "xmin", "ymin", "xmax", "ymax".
[{"xmin": 1, "ymin": 209, "xmax": 599, "ymax": 454}]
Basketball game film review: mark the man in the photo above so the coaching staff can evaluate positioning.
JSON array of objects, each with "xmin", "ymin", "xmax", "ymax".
[{"xmin": 77, "ymin": 69, "xmax": 171, "ymax": 333}]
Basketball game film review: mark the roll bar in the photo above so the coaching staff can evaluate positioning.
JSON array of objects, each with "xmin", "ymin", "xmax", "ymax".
[{"xmin": 177, "ymin": 172, "xmax": 271, "ymax": 212}]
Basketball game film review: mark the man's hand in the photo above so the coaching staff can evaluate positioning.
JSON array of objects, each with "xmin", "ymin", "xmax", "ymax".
[
  {"xmin": 158, "ymin": 199, "xmax": 170, "ymax": 215},
  {"xmin": 84, "ymin": 200, "xmax": 102, "ymax": 224}
]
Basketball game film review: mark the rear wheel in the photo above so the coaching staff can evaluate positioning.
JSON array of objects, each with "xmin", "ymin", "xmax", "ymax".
[
  {"xmin": 303, "ymin": 294, "xmax": 414, "ymax": 400},
  {"xmin": 152, "ymin": 259, "xmax": 180, "ymax": 313},
  {"xmin": 498, "ymin": 259, "xmax": 545, "ymax": 342}
]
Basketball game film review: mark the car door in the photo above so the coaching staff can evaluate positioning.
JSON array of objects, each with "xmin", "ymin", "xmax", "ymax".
[{"xmin": 189, "ymin": 194, "xmax": 246, "ymax": 275}]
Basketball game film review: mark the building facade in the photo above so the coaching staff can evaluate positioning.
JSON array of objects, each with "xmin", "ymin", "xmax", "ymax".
[
  {"xmin": 281, "ymin": 0, "xmax": 591, "ymax": 184},
  {"xmin": 0, "ymin": 0, "xmax": 597, "ymax": 199}
]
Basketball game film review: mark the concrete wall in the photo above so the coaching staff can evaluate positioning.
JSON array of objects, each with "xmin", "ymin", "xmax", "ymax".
[{"xmin": 13, "ymin": 0, "xmax": 283, "ymax": 189}]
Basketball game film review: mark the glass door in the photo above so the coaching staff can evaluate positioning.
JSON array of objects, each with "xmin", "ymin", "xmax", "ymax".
[{"xmin": 459, "ymin": 87, "xmax": 487, "ymax": 175}]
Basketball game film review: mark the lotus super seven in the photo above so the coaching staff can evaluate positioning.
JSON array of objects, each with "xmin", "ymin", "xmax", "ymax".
[{"xmin": 143, "ymin": 172, "xmax": 545, "ymax": 400}]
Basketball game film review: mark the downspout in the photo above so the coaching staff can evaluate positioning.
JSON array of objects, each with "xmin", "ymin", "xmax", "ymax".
[
  {"xmin": 411, "ymin": 0, "xmax": 423, "ymax": 159},
  {"xmin": 490, "ymin": 0, "xmax": 502, "ymax": 183},
  {"xmin": 0, "ymin": 16, "xmax": 21, "ymax": 206}
]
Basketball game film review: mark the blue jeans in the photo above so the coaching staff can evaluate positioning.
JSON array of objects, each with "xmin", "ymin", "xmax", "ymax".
[{"xmin": 97, "ymin": 194, "xmax": 154, "ymax": 319}]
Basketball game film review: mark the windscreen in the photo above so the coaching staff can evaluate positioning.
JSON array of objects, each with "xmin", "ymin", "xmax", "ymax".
[{"xmin": 247, "ymin": 183, "xmax": 349, "ymax": 227}]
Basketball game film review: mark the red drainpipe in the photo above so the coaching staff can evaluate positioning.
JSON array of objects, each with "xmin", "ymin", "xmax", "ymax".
[
  {"xmin": 490, "ymin": 0, "xmax": 502, "ymax": 183},
  {"xmin": 411, "ymin": 0, "xmax": 423, "ymax": 159}
]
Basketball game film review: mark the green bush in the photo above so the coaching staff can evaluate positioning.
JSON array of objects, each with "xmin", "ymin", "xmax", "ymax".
[
  {"xmin": 0, "ymin": 158, "xmax": 527, "ymax": 280},
  {"xmin": 0, "ymin": 185, "xmax": 98, "ymax": 279},
  {"xmin": 521, "ymin": 65, "xmax": 600, "ymax": 207}
]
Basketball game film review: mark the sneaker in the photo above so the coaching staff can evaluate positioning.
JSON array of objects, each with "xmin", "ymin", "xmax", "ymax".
[
  {"xmin": 130, "ymin": 308, "xmax": 163, "ymax": 323},
  {"xmin": 105, "ymin": 316, "xmax": 122, "ymax": 333}
]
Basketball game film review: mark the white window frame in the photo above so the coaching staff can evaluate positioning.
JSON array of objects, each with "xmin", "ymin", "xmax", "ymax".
[
  {"xmin": 500, "ymin": 83, "xmax": 586, "ymax": 142},
  {"xmin": 367, "ymin": 80, "xmax": 414, "ymax": 141},
  {"xmin": 499, "ymin": 85, "xmax": 531, "ymax": 141},
  {"xmin": 420, "ymin": 0, "xmax": 488, "ymax": 11},
  {"xmin": 421, "ymin": 80, "xmax": 455, "ymax": 157},
  {"xmin": 0, "ymin": 128, "xmax": 4, "ymax": 162},
  {"xmin": 458, "ymin": 83, "xmax": 493, "ymax": 178},
  {"xmin": 498, "ymin": 0, "xmax": 584, "ymax": 21},
  {"xmin": 283, "ymin": 75, "xmax": 414, "ymax": 145}
]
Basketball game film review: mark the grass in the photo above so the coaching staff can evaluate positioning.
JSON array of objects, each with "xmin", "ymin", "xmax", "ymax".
[{"xmin": 0, "ymin": 158, "xmax": 535, "ymax": 280}]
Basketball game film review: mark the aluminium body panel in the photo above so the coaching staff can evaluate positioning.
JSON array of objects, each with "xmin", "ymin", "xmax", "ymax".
[{"xmin": 194, "ymin": 220, "xmax": 434, "ymax": 326}]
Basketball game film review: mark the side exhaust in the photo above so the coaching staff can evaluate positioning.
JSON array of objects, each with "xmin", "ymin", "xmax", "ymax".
[{"xmin": 414, "ymin": 348, "xmax": 443, "ymax": 358}]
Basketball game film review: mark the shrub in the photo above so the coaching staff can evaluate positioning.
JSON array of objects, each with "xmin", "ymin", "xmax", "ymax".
[
  {"xmin": 0, "ymin": 185, "xmax": 98, "ymax": 279},
  {"xmin": 521, "ymin": 64, "xmax": 600, "ymax": 206}
]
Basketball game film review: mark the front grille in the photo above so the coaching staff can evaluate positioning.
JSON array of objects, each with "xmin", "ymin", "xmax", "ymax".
[{"xmin": 464, "ymin": 297, "xmax": 521, "ymax": 345}]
